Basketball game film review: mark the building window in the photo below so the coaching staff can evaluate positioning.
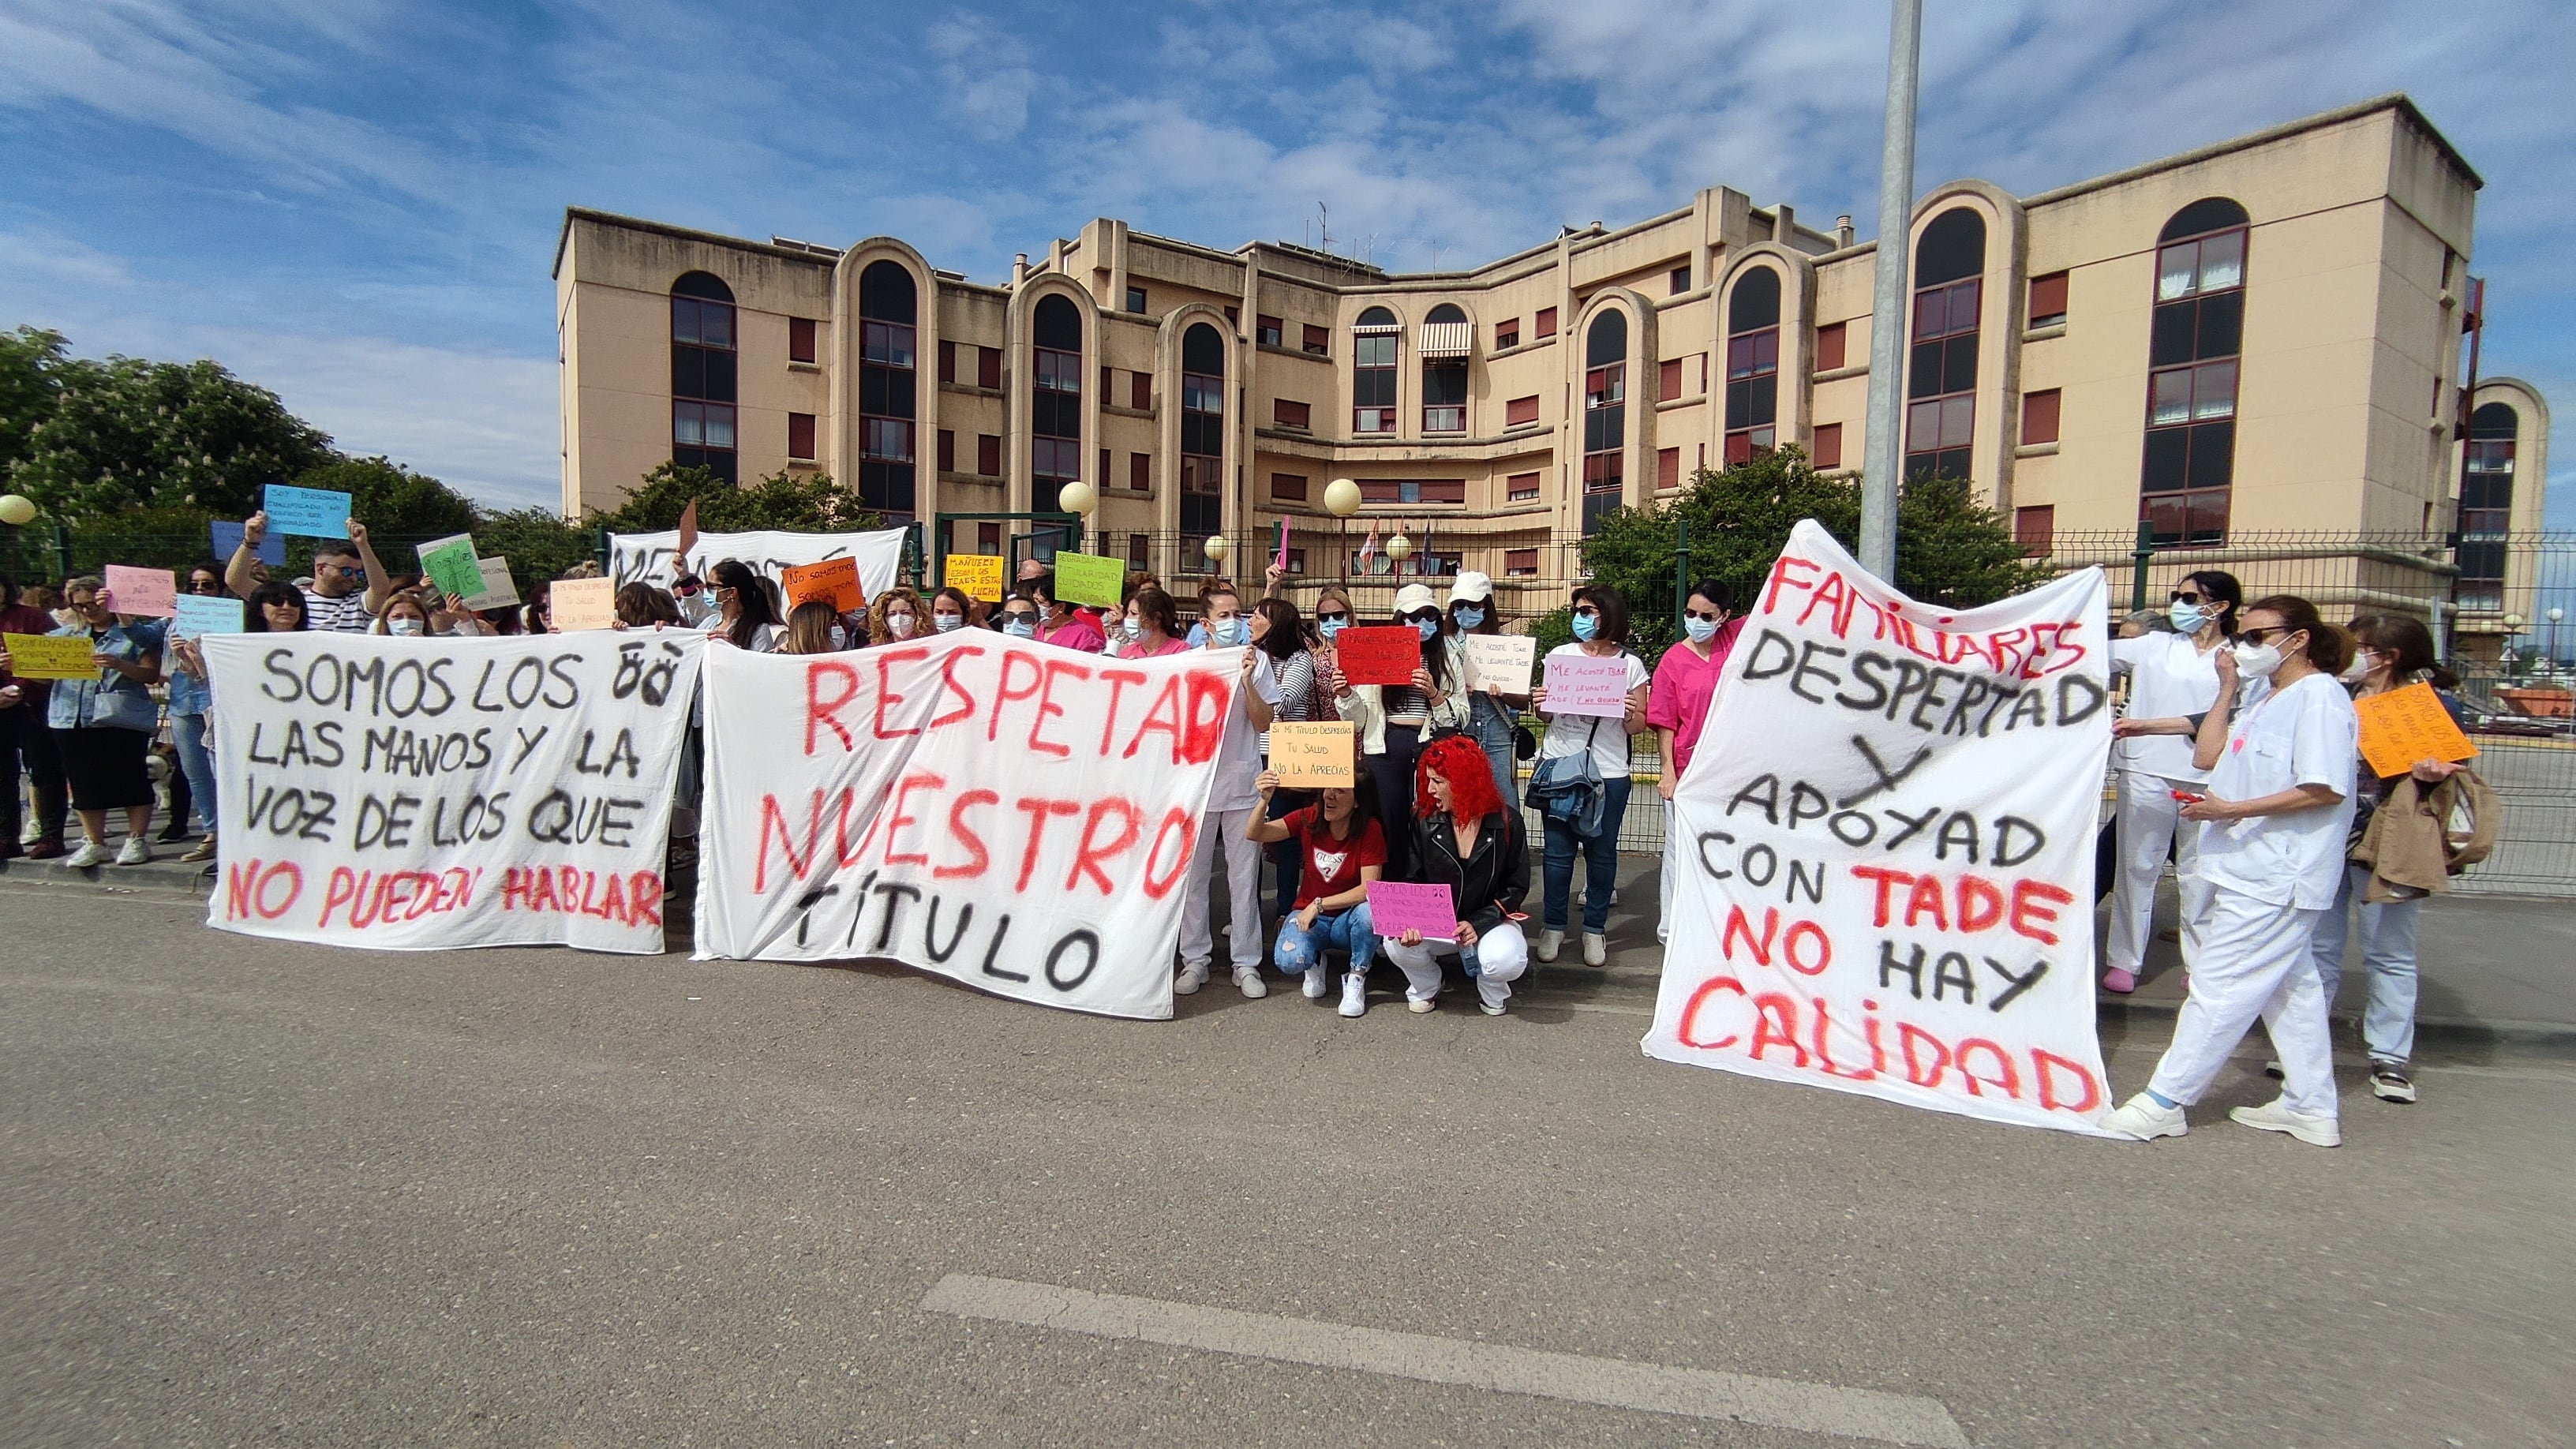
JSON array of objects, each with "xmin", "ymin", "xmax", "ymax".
[
  {"xmin": 1272, "ymin": 472, "xmax": 1309, "ymax": 501},
  {"xmin": 1257, "ymin": 314, "xmax": 1283, "ymax": 347},
  {"xmin": 669, "ymin": 271, "xmax": 738, "ymax": 484},
  {"xmin": 1725, "ymin": 267, "xmax": 1782, "ymax": 465},
  {"xmin": 1275, "ymin": 399, "xmax": 1312, "ymax": 429},
  {"xmin": 1302, "ymin": 324, "xmax": 1330, "ymax": 356},
  {"xmin": 1506, "ymin": 395, "xmax": 1540, "ymax": 427},
  {"xmin": 1352, "ymin": 305, "xmax": 1398, "ymax": 433},
  {"xmin": 1535, "ymin": 307, "xmax": 1558, "ymax": 340},
  {"xmin": 1030, "ymin": 294, "xmax": 1083, "ymax": 516},
  {"xmin": 978, "ymin": 346, "xmax": 1002, "ymax": 390},
  {"xmin": 1496, "ymin": 318, "xmax": 1520, "ymax": 350},
  {"xmin": 1130, "ymin": 372, "xmax": 1151, "ymax": 410},
  {"xmin": 1811, "ymin": 422, "xmax": 1844, "ymax": 469},
  {"xmin": 975, "ymin": 522, "xmax": 1002, "ymax": 552},
  {"xmin": 2028, "ymin": 271, "xmax": 2069, "ymax": 328},
  {"xmin": 1129, "ymin": 451, "xmax": 1151, "ymax": 491},
  {"xmin": 1284, "ymin": 549, "xmax": 1307, "ymax": 574},
  {"xmin": 2140, "ymin": 197, "xmax": 2248, "ymax": 544},
  {"xmin": 788, "ymin": 411, "xmax": 817, "ymax": 460},
  {"xmin": 1125, "ymin": 286, "xmax": 1148, "ymax": 314},
  {"xmin": 1507, "ymin": 471, "xmax": 1541, "ymax": 501},
  {"xmin": 938, "ymin": 340, "xmax": 957, "ymax": 385},
  {"xmin": 1128, "ymin": 533, "xmax": 1150, "ymax": 570},
  {"xmin": 2455, "ymin": 402, "xmax": 2518, "ymax": 612},
  {"xmin": 1359, "ymin": 479, "xmax": 1465, "ymax": 505},
  {"xmin": 1815, "ymin": 321, "xmax": 1847, "ymax": 371},
  {"xmin": 1904, "ymin": 208, "xmax": 1985, "ymax": 485},
  {"xmin": 789, "ymin": 316, "xmax": 818, "ymax": 364},
  {"xmin": 1421, "ymin": 303, "xmax": 1467, "ymax": 432},
  {"xmin": 1657, "ymin": 447, "xmax": 1681, "ymax": 489},
  {"xmin": 937, "ymin": 429, "xmax": 955, "ymax": 473},
  {"xmin": 1181, "ymin": 322, "xmax": 1226, "ymax": 543},
  {"xmin": 2021, "ymin": 388, "xmax": 2061, "ymax": 446},
  {"xmin": 2014, "ymin": 505, "xmax": 2055, "ymax": 556},
  {"xmin": 1670, "ymin": 264, "xmax": 1691, "ymax": 295},
  {"xmin": 1100, "ymin": 447, "xmax": 1110, "ymax": 489},
  {"xmin": 1504, "ymin": 548, "xmax": 1538, "ymax": 576},
  {"xmin": 1582, "ymin": 309, "xmax": 1627, "ymax": 533},
  {"xmin": 977, "ymin": 433, "xmax": 1002, "ymax": 476},
  {"xmin": 1658, "ymin": 359, "xmax": 1683, "ymax": 402}
]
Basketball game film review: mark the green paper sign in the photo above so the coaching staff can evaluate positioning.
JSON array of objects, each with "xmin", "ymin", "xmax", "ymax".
[
  {"xmin": 417, "ymin": 534, "xmax": 484, "ymax": 599},
  {"xmin": 1053, "ymin": 552, "xmax": 1127, "ymax": 609}
]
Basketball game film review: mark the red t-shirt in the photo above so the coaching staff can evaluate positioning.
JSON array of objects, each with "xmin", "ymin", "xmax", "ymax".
[{"xmin": 1280, "ymin": 807, "xmax": 1387, "ymax": 911}]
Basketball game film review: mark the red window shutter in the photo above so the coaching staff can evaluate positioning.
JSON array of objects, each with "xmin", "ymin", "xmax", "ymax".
[
  {"xmin": 978, "ymin": 522, "xmax": 1001, "ymax": 551},
  {"xmin": 1507, "ymin": 471, "xmax": 1541, "ymax": 500},
  {"xmin": 1129, "ymin": 534, "xmax": 1148, "ymax": 567},
  {"xmin": 1130, "ymin": 452, "xmax": 1150, "ymax": 490},
  {"xmin": 1535, "ymin": 307, "xmax": 1557, "ymax": 339},
  {"xmin": 2014, "ymin": 505, "xmax": 2055, "ymax": 556},
  {"xmin": 1658, "ymin": 359, "xmax": 1683, "ymax": 402},
  {"xmin": 1814, "ymin": 323, "xmax": 1847, "ymax": 372},
  {"xmin": 1657, "ymin": 447, "xmax": 1680, "ymax": 489},
  {"xmin": 1506, "ymin": 395, "xmax": 1541, "ymax": 426},
  {"xmin": 789, "ymin": 317, "xmax": 817, "ymax": 364},
  {"xmin": 1496, "ymin": 320, "xmax": 1519, "ymax": 349},
  {"xmin": 1275, "ymin": 399, "xmax": 1310, "ymax": 429},
  {"xmin": 1302, "ymin": 324, "xmax": 1330, "ymax": 354},
  {"xmin": 1505, "ymin": 549, "xmax": 1537, "ymax": 575},
  {"xmin": 788, "ymin": 412, "xmax": 816, "ymax": 459},
  {"xmin": 978, "ymin": 434, "xmax": 1002, "ymax": 476},
  {"xmin": 1100, "ymin": 365, "xmax": 1113, "ymax": 399},
  {"xmin": 2021, "ymin": 389, "xmax": 2061, "ymax": 445},
  {"xmin": 1132, "ymin": 372, "xmax": 1151, "ymax": 410},
  {"xmin": 938, "ymin": 429, "xmax": 956, "ymax": 473},
  {"xmin": 1811, "ymin": 422, "xmax": 1843, "ymax": 469},
  {"xmin": 2027, "ymin": 271, "xmax": 2069, "ymax": 324},
  {"xmin": 1272, "ymin": 472, "xmax": 1308, "ymax": 501},
  {"xmin": 1099, "ymin": 447, "xmax": 1111, "ymax": 485},
  {"xmin": 978, "ymin": 346, "xmax": 1002, "ymax": 390},
  {"xmin": 938, "ymin": 340, "xmax": 957, "ymax": 384}
]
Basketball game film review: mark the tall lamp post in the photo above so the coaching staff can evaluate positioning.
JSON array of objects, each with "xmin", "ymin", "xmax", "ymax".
[{"xmin": 1857, "ymin": 0, "xmax": 1924, "ymax": 579}]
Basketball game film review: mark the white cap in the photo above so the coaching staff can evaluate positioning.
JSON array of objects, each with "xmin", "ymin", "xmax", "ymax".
[
  {"xmin": 1393, "ymin": 582, "xmax": 1440, "ymax": 616},
  {"xmin": 1447, "ymin": 571, "xmax": 1494, "ymax": 605}
]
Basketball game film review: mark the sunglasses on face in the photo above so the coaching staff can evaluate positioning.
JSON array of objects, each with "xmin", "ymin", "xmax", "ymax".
[
  {"xmin": 1402, "ymin": 610, "xmax": 1440, "ymax": 624},
  {"xmin": 1573, "ymin": 605, "xmax": 1600, "ymax": 619},
  {"xmin": 189, "ymin": 578, "xmax": 223, "ymax": 593},
  {"xmin": 320, "ymin": 564, "xmax": 362, "ymax": 578},
  {"xmin": 1317, "ymin": 610, "xmax": 1350, "ymax": 623},
  {"xmin": 1001, "ymin": 609, "xmax": 1037, "ymax": 623},
  {"xmin": 1685, "ymin": 608, "xmax": 1724, "ymax": 622},
  {"xmin": 2171, "ymin": 590, "xmax": 2209, "ymax": 605},
  {"xmin": 2230, "ymin": 626, "xmax": 2292, "ymax": 646}
]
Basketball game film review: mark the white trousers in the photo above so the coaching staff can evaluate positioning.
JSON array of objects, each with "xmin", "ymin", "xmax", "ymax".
[
  {"xmin": 1383, "ymin": 921, "xmax": 1530, "ymax": 1010},
  {"xmin": 2107, "ymin": 770, "xmax": 2209, "ymax": 972},
  {"xmin": 2145, "ymin": 886, "xmax": 2337, "ymax": 1117},
  {"xmin": 1179, "ymin": 808, "xmax": 1264, "ymax": 973},
  {"xmin": 1657, "ymin": 827, "xmax": 1681, "ymax": 945}
]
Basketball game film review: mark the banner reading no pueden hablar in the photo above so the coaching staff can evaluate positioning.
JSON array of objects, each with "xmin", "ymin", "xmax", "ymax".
[
  {"xmin": 1643, "ymin": 520, "xmax": 2116, "ymax": 1136},
  {"xmin": 694, "ymin": 632, "xmax": 1235, "ymax": 1020},
  {"xmin": 201, "ymin": 631, "xmax": 702, "ymax": 953},
  {"xmin": 610, "ymin": 526, "xmax": 908, "ymax": 603}
]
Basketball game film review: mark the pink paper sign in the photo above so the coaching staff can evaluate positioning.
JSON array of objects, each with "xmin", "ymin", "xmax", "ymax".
[
  {"xmin": 1543, "ymin": 652, "xmax": 1632, "ymax": 718},
  {"xmin": 1367, "ymin": 881, "xmax": 1458, "ymax": 940},
  {"xmin": 103, "ymin": 564, "xmax": 177, "ymax": 617}
]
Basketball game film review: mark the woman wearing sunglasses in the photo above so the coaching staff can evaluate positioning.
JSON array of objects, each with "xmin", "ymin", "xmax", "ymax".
[
  {"xmin": 1326, "ymin": 583, "xmax": 1465, "ymax": 880},
  {"xmin": 2104, "ymin": 596, "xmax": 2358, "ymax": 1148},
  {"xmin": 2100, "ymin": 568, "xmax": 2243, "ymax": 994}
]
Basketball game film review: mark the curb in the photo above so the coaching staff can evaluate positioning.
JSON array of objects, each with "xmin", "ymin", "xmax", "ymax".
[{"xmin": 2091, "ymin": 992, "xmax": 2576, "ymax": 1055}]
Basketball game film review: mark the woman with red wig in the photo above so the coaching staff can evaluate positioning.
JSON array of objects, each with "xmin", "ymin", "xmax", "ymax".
[{"xmin": 1381, "ymin": 734, "xmax": 1531, "ymax": 1014}]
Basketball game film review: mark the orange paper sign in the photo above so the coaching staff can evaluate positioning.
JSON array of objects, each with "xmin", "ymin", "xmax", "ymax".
[
  {"xmin": 2353, "ymin": 680, "xmax": 2477, "ymax": 779},
  {"xmin": 781, "ymin": 556, "xmax": 864, "ymax": 612}
]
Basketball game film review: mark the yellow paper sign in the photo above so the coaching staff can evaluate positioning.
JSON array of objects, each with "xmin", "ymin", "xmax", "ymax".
[
  {"xmin": 549, "ymin": 576, "xmax": 618, "ymax": 631},
  {"xmin": 2354, "ymin": 680, "xmax": 2477, "ymax": 779},
  {"xmin": 2, "ymin": 632, "xmax": 100, "ymax": 680},
  {"xmin": 945, "ymin": 553, "xmax": 1005, "ymax": 603},
  {"xmin": 1268, "ymin": 721, "xmax": 1356, "ymax": 786}
]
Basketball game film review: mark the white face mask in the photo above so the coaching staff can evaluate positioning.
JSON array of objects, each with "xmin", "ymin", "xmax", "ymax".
[
  {"xmin": 2231, "ymin": 641, "xmax": 2285, "ymax": 679},
  {"xmin": 932, "ymin": 613, "xmax": 963, "ymax": 633},
  {"xmin": 2342, "ymin": 649, "xmax": 2381, "ymax": 683},
  {"xmin": 388, "ymin": 617, "xmax": 424, "ymax": 637},
  {"xmin": 888, "ymin": 613, "xmax": 916, "ymax": 638}
]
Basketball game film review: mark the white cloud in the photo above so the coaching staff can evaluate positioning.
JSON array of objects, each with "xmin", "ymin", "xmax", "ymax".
[{"xmin": 927, "ymin": 13, "xmax": 1035, "ymax": 142}]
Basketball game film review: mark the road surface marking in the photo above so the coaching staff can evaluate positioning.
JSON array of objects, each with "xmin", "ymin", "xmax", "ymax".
[{"xmin": 920, "ymin": 1272, "xmax": 1969, "ymax": 1447}]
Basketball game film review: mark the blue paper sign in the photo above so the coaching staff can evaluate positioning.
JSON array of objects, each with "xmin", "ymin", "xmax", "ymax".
[
  {"xmin": 262, "ymin": 484, "xmax": 353, "ymax": 538},
  {"xmin": 212, "ymin": 519, "xmax": 285, "ymax": 566},
  {"xmin": 169, "ymin": 593, "xmax": 247, "ymax": 640}
]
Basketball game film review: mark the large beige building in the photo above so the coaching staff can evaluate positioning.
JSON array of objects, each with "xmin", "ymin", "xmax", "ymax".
[{"xmin": 553, "ymin": 93, "xmax": 2548, "ymax": 637}]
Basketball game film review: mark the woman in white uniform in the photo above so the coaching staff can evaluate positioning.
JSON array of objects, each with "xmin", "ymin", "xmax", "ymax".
[
  {"xmin": 2102, "ymin": 570, "xmax": 2241, "ymax": 994},
  {"xmin": 2103, "ymin": 596, "xmax": 2359, "ymax": 1148}
]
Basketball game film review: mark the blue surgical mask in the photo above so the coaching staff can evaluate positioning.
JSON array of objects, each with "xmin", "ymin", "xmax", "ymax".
[
  {"xmin": 1212, "ymin": 616, "xmax": 1249, "ymax": 647},
  {"xmin": 1003, "ymin": 618, "xmax": 1036, "ymax": 639},
  {"xmin": 1453, "ymin": 607, "xmax": 1485, "ymax": 630},
  {"xmin": 1571, "ymin": 613, "xmax": 1598, "ymax": 642},
  {"xmin": 2168, "ymin": 601, "xmax": 2208, "ymax": 632},
  {"xmin": 1414, "ymin": 619, "xmax": 1439, "ymax": 642},
  {"xmin": 1683, "ymin": 616, "xmax": 1718, "ymax": 645},
  {"xmin": 933, "ymin": 613, "xmax": 963, "ymax": 632},
  {"xmin": 1319, "ymin": 617, "xmax": 1346, "ymax": 642},
  {"xmin": 1122, "ymin": 616, "xmax": 1143, "ymax": 639}
]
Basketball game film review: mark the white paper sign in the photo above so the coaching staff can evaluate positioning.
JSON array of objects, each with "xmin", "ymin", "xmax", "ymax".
[
  {"xmin": 1642, "ymin": 520, "xmax": 2115, "ymax": 1136},
  {"xmin": 201, "ymin": 631, "xmax": 702, "ymax": 953},
  {"xmin": 1462, "ymin": 635, "xmax": 1537, "ymax": 693},
  {"xmin": 695, "ymin": 631, "xmax": 1233, "ymax": 1020},
  {"xmin": 611, "ymin": 527, "xmax": 907, "ymax": 603}
]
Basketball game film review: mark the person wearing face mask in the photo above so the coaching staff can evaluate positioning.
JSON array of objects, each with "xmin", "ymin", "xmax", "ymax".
[
  {"xmin": 868, "ymin": 586, "xmax": 925, "ymax": 647},
  {"xmin": 1029, "ymin": 573, "xmax": 1105, "ymax": 653},
  {"xmin": 1648, "ymin": 580, "xmax": 1746, "ymax": 944},
  {"xmin": 371, "ymin": 594, "xmax": 435, "ymax": 638},
  {"xmin": 702, "ymin": 560, "xmax": 782, "ymax": 653},
  {"xmin": 0, "ymin": 576, "xmax": 164, "ymax": 868},
  {"xmin": 1530, "ymin": 586, "xmax": 1649, "ymax": 967},
  {"xmin": 927, "ymin": 586, "xmax": 975, "ymax": 636},
  {"xmin": 993, "ymin": 595, "xmax": 1042, "ymax": 640},
  {"xmin": 1112, "ymin": 586, "xmax": 1189, "ymax": 659},
  {"xmin": 1175, "ymin": 581, "xmax": 1282, "ymax": 997},
  {"xmin": 2102, "ymin": 596, "xmax": 2358, "ymax": 1148},
  {"xmin": 1249, "ymin": 597, "xmax": 1324, "ymax": 921},
  {"xmin": 1446, "ymin": 571, "xmax": 1525, "ymax": 811},
  {"xmin": 1327, "ymin": 583, "xmax": 1462, "ymax": 882},
  {"xmin": 1245, "ymin": 769, "xmax": 1385, "ymax": 1014},
  {"xmin": 2099, "ymin": 569, "xmax": 2244, "ymax": 994}
]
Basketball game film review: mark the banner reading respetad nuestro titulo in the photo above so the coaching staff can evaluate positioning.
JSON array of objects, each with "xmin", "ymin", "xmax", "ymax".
[
  {"xmin": 1644, "ymin": 520, "xmax": 2115, "ymax": 1136},
  {"xmin": 694, "ymin": 632, "xmax": 1234, "ymax": 1020},
  {"xmin": 202, "ymin": 631, "xmax": 700, "ymax": 953}
]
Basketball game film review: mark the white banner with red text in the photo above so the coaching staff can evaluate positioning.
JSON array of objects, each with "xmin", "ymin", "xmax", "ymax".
[
  {"xmin": 201, "ymin": 631, "xmax": 700, "ymax": 953},
  {"xmin": 609, "ymin": 526, "xmax": 908, "ymax": 602},
  {"xmin": 693, "ymin": 632, "xmax": 1234, "ymax": 1020},
  {"xmin": 1643, "ymin": 520, "xmax": 2116, "ymax": 1136}
]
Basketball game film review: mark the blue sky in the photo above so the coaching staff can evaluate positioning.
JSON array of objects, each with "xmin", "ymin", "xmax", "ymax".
[{"xmin": 2, "ymin": 0, "xmax": 2570, "ymax": 526}]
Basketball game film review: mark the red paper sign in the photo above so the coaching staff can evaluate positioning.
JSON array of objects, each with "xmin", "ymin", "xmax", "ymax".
[
  {"xmin": 781, "ymin": 557, "xmax": 863, "ymax": 612},
  {"xmin": 1334, "ymin": 625, "xmax": 1421, "ymax": 687}
]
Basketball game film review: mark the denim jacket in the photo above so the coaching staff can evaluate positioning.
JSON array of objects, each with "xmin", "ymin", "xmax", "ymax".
[
  {"xmin": 44, "ymin": 620, "xmax": 163, "ymax": 732},
  {"xmin": 165, "ymin": 642, "xmax": 212, "ymax": 717}
]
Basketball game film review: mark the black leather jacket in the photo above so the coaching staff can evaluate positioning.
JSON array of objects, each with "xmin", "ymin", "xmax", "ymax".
[{"xmin": 1409, "ymin": 808, "xmax": 1530, "ymax": 938}]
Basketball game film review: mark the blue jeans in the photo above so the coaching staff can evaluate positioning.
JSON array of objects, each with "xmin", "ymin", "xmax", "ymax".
[
  {"xmin": 1466, "ymin": 694, "xmax": 1519, "ymax": 811},
  {"xmin": 1274, "ymin": 902, "xmax": 1376, "ymax": 975},
  {"xmin": 170, "ymin": 711, "xmax": 217, "ymax": 833},
  {"xmin": 1542, "ymin": 773, "xmax": 1631, "ymax": 934},
  {"xmin": 1262, "ymin": 784, "xmax": 1311, "ymax": 921},
  {"xmin": 2308, "ymin": 863, "xmax": 2423, "ymax": 1065}
]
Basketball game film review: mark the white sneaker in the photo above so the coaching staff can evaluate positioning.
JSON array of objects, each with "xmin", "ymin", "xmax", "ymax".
[
  {"xmin": 1406, "ymin": 993, "xmax": 1437, "ymax": 1014},
  {"xmin": 2099, "ymin": 1094, "xmax": 2188, "ymax": 1141},
  {"xmin": 1234, "ymin": 966, "xmax": 1268, "ymax": 998},
  {"xmin": 1476, "ymin": 974, "xmax": 1511, "ymax": 1016},
  {"xmin": 1582, "ymin": 931, "xmax": 1607, "ymax": 967},
  {"xmin": 115, "ymin": 836, "xmax": 151, "ymax": 866},
  {"xmin": 1536, "ymin": 929, "xmax": 1563, "ymax": 963},
  {"xmin": 1175, "ymin": 962, "xmax": 1210, "ymax": 995},
  {"xmin": 1338, "ymin": 972, "xmax": 1368, "ymax": 1018},
  {"xmin": 1302, "ymin": 965, "xmax": 1330, "ymax": 1000},
  {"xmin": 2228, "ymin": 1097, "xmax": 2342, "ymax": 1148},
  {"xmin": 62, "ymin": 839, "xmax": 112, "ymax": 869}
]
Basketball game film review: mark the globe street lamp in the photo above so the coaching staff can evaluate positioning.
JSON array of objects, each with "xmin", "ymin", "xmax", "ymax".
[
  {"xmin": 2550, "ymin": 606, "xmax": 2566, "ymax": 669},
  {"xmin": 1323, "ymin": 478, "xmax": 1361, "ymax": 585},
  {"xmin": 1057, "ymin": 480, "xmax": 1097, "ymax": 556}
]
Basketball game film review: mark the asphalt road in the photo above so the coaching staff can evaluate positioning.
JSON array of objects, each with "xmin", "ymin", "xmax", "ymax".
[{"xmin": 5, "ymin": 884, "xmax": 2570, "ymax": 1447}]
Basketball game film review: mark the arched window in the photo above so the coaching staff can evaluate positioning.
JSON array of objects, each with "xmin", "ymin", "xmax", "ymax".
[
  {"xmin": 2456, "ymin": 401, "xmax": 2519, "ymax": 612},
  {"xmin": 1031, "ymin": 294, "xmax": 1083, "ymax": 515},
  {"xmin": 1582, "ymin": 309, "xmax": 1628, "ymax": 532},
  {"xmin": 671, "ymin": 271, "xmax": 738, "ymax": 484},
  {"xmin": 857, "ymin": 260, "xmax": 919, "ymax": 519},
  {"xmin": 1421, "ymin": 302, "xmax": 1468, "ymax": 433},
  {"xmin": 2140, "ymin": 197, "xmax": 2248, "ymax": 544},
  {"xmin": 1352, "ymin": 305, "xmax": 1400, "ymax": 434},
  {"xmin": 1180, "ymin": 322, "xmax": 1226, "ymax": 551},
  {"xmin": 1724, "ymin": 268, "xmax": 1781, "ymax": 464},
  {"xmin": 1906, "ymin": 208, "xmax": 1984, "ymax": 485}
]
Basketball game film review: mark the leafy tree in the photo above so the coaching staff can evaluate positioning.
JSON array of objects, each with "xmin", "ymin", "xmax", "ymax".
[
  {"xmin": 3, "ymin": 343, "xmax": 333, "ymax": 519},
  {"xmin": 470, "ymin": 506, "xmax": 597, "ymax": 592},
  {"xmin": 0, "ymin": 325, "xmax": 68, "ymax": 482},
  {"xmin": 587, "ymin": 461, "xmax": 884, "ymax": 536}
]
